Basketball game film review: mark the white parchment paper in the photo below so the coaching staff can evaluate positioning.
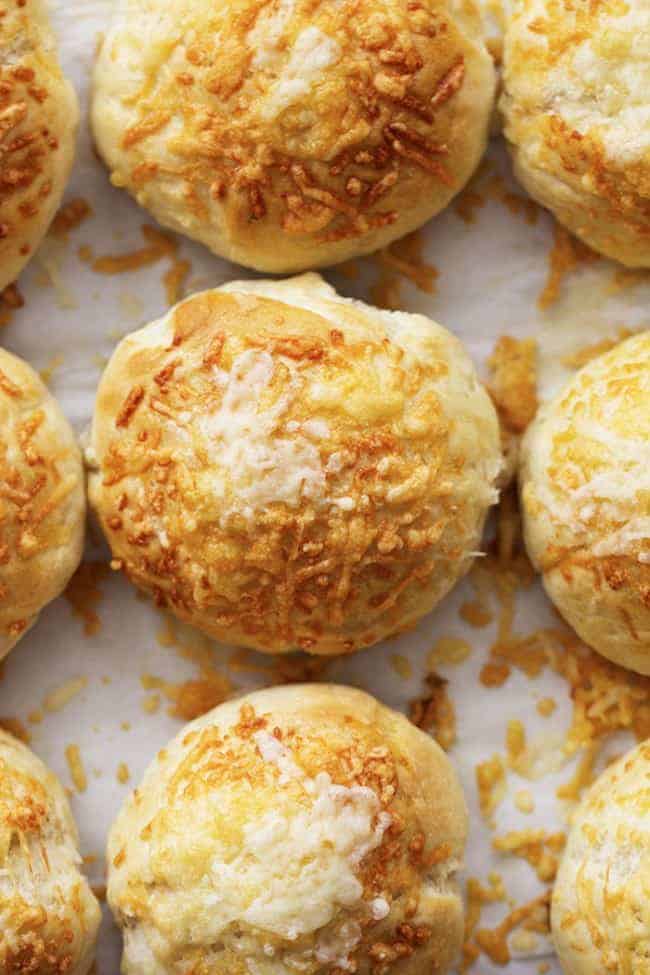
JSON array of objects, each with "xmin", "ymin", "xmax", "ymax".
[{"xmin": 1, "ymin": 2, "xmax": 649, "ymax": 972}]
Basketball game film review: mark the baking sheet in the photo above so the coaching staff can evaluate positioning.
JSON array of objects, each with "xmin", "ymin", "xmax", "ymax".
[{"xmin": 2, "ymin": 2, "xmax": 649, "ymax": 972}]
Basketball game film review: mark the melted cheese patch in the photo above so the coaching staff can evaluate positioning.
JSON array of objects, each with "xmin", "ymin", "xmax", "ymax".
[
  {"xmin": 199, "ymin": 731, "xmax": 391, "ymax": 947},
  {"xmin": 259, "ymin": 27, "xmax": 341, "ymax": 120},
  {"xmin": 198, "ymin": 349, "xmax": 327, "ymax": 522},
  {"xmin": 246, "ymin": 0, "xmax": 296, "ymax": 67}
]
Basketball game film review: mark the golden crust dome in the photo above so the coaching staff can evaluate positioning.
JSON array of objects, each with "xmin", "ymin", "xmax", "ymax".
[
  {"xmin": 0, "ymin": 347, "xmax": 85, "ymax": 660},
  {"xmin": 0, "ymin": 730, "xmax": 101, "ymax": 975},
  {"xmin": 0, "ymin": 0, "xmax": 78, "ymax": 291},
  {"xmin": 107, "ymin": 684, "xmax": 468, "ymax": 975},
  {"xmin": 551, "ymin": 740, "xmax": 650, "ymax": 975},
  {"xmin": 87, "ymin": 274, "xmax": 501, "ymax": 655},
  {"xmin": 91, "ymin": 0, "xmax": 495, "ymax": 273},
  {"xmin": 501, "ymin": 0, "xmax": 650, "ymax": 267},
  {"xmin": 520, "ymin": 332, "xmax": 650, "ymax": 674}
]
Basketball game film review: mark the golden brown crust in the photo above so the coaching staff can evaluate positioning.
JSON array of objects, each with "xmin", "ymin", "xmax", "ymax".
[
  {"xmin": 91, "ymin": 0, "xmax": 495, "ymax": 271},
  {"xmin": 0, "ymin": 0, "xmax": 79, "ymax": 290},
  {"xmin": 107, "ymin": 684, "xmax": 468, "ymax": 975},
  {"xmin": 0, "ymin": 730, "xmax": 101, "ymax": 975},
  {"xmin": 88, "ymin": 275, "xmax": 501, "ymax": 655},
  {"xmin": 520, "ymin": 331, "xmax": 650, "ymax": 673},
  {"xmin": 551, "ymin": 741, "xmax": 650, "ymax": 975},
  {"xmin": 501, "ymin": 0, "xmax": 650, "ymax": 266},
  {"xmin": 0, "ymin": 347, "xmax": 86, "ymax": 659}
]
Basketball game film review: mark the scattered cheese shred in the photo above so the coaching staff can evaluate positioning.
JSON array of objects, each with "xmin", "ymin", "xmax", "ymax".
[
  {"xmin": 81, "ymin": 225, "xmax": 177, "ymax": 274},
  {"xmin": 163, "ymin": 257, "xmax": 191, "ymax": 305},
  {"xmin": 476, "ymin": 754, "xmax": 507, "ymax": 825},
  {"xmin": 65, "ymin": 744, "xmax": 87, "ymax": 793},
  {"xmin": 538, "ymin": 223, "xmax": 598, "ymax": 309},
  {"xmin": 64, "ymin": 562, "xmax": 109, "ymax": 636},
  {"xmin": 409, "ymin": 672, "xmax": 457, "ymax": 751},
  {"xmin": 462, "ymin": 873, "xmax": 507, "ymax": 971},
  {"xmin": 428, "ymin": 636, "xmax": 472, "ymax": 667},
  {"xmin": 50, "ymin": 197, "xmax": 92, "ymax": 239},
  {"xmin": 43, "ymin": 677, "xmax": 87, "ymax": 712},
  {"xmin": 536, "ymin": 697, "xmax": 556, "ymax": 718},
  {"xmin": 488, "ymin": 336, "xmax": 539, "ymax": 435},
  {"xmin": 370, "ymin": 230, "xmax": 438, "ymax": 310},
  {"xmin": 561, "ymin": 328, "xmax": 635, "ymax": 369},
  {"xmin": 390, "ymin": 654, "xmax": 413, "ymax": 680},
  {"xmin": 493, "ymin": 829, "xmax": 565, "ymax": 883},
  {"xmin": 514, "ymin": 789, "xmax": 535, "ymax": 814},
  {"xmin": 475, "ymin": 891, "xmax": 551, "ymax": 965}
]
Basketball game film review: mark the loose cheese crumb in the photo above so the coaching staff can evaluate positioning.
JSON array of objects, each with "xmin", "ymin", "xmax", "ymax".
[
  {"xmin": 476, "ymin": 755, "xmax": 507, "ymax": 825},
  {"xmin": 260, "ymin": 28, "xmax": 340, "ymax": 120},
  {"xmin": 493, "ymin": 829, "xmax": 565, "ymax": 883},
  {"xmin": 538, "ymin": 223, "xmax": 598, "ymax": 309},
  {"xmin": 514, "ymin": 789, "xmax": 535, "ymax": 814},
  {"xmin": 390, "ymin": 654, "xmax": 412, "ymax": 679},
  {"xmin": 43, "ymin": 676, "xmax": 87, "ymax": 712},
  {"xmin": 409, "ymin": 673, "xmax": 457, "ymax": 751},
  {"xmin": 428, "ymin": 636, "xmax": 472, "ymax": 667},
  {"xmin": 488, "ymin": 336, "xmax": 538, "ymax": 435},
  {"xmin": 64, "ymin": 562, "xmax": 109, "ymax": 636},
  {"xmin": 65, "ymin": 743, "xmax": 87, "ymax": 793}
]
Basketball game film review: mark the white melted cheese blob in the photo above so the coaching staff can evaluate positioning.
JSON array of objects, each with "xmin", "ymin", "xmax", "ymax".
[
  {"xmin": 259, "ymin": 27, "xmax": 341, "ymax": 120},
  {"xmin": 198, "ymin": 349, "xmax": 328, "ymax": 522},
  {"xmin": 203, "ymin": 730, "xmax": 393, "ymax": 948},
  {"xmin": 246, "ymin": 0, "xmax": 296, "ymax": 67}
]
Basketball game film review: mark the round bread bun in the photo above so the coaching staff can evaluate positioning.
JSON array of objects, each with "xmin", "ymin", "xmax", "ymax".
[
  {"xmin": 87, "ymin": 273, "xmax": 502, "ymax": 655},
  {"xmin": 107, "ymin": 683, "xmax": 468, "ymax": 975},
  {"xmin": 551, "ymin": 740, "xmax": 650, "ymax": 975},
  {"xmin": 0, "ymin": 0, "xmax": 79, "ymax": 291},
  {"xmin": 91, "ymin": 0, "xmax": 495, "ymax": 273},
  {"xmin": 0, "ymin": 347, "xmax": 86, "ymax": 659},
  {"xmin": 501, "ymin": 0, "xmax": 650, "ymax": 267},
  {"xmin": 520, "ymin": 332, "xmax": 650, "ymax": 674},
  {"xmin": 0, "ymin": 729, "xmax": 101, "ymax": 974}
]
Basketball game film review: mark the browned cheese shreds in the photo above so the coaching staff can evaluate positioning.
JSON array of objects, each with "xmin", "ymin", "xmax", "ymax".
[
  {"xmin": 538, "ymin": 222, "xmax": 599, "ymax": 309},
  {"xmin": 409, "ymin": 672, "xmax": 457, "ymax": 751},
  {"xmin": 369, "ymin": 230, "xmax": 438, "ymax": 310},
  {"xmin": 50, "ymin": 197, "xmax": 93, "ymax": 239},
  {"xmin": 461, "ymin": 873, "xmax": 507, "ymax": 971},
  {"xmin": 475, "ymin": 891, "xmax": 551, "ymax": 965},
  {"xmin": 474, "ymin": 488, "xmax": 650, "ymax": 803},
  {"xmin": 80, "ymin": 224, "xmax": 177, "ymax": 274},
  {"xmin": 561, "ymin": 327, "xmax": 635, "ymax": 369},
  {"xmin": 454, "ymin": 161, "xmax": 539, "ymax": 226},
  {"xmin": 65, "ymin": 743, "xmax": 87, "ymax": 793},
  {"xmin": 492, "ymin": 829, "xmax": 566, "ymax": 883},
  {"xmin": 488, "ymin": 336, "xmax": 539, "ymax": 435},
  {"xmin": 64, "ymin": 561, "xmax": 110, "ymax": 636}
]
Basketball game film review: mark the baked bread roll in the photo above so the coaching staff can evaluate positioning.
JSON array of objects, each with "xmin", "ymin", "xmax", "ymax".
[
  {"xmin": 520, "ymin": 332, "xmax": 650, "ymax": 674},
  {"xmin": 0, "ymin": 729, "xmax": 101, "ymax": 974},
  {"xmin": 501, "ymin": 0, "xmax": 650, "ymax": 267},
  {"xmin": 91, "ymin": 0, "xmax": 495, "ymax": 273},
  {"xmin": 0, "ymin": 0, "xmax": 78, "ymax": 291},
  {"xmin": 552, "ymin": 741, "xmax": 650, "ymax": 975},
  {"xmin": 107, "ymin": 684, "xmax": 468, "ymax": 975},
  {"xmin": 88, "ymin": 273, "xmax": 501, "ymax": 655},
  {"xmin": 0, "ymin": 347, "xmax": 86, "ymax": 659}
]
